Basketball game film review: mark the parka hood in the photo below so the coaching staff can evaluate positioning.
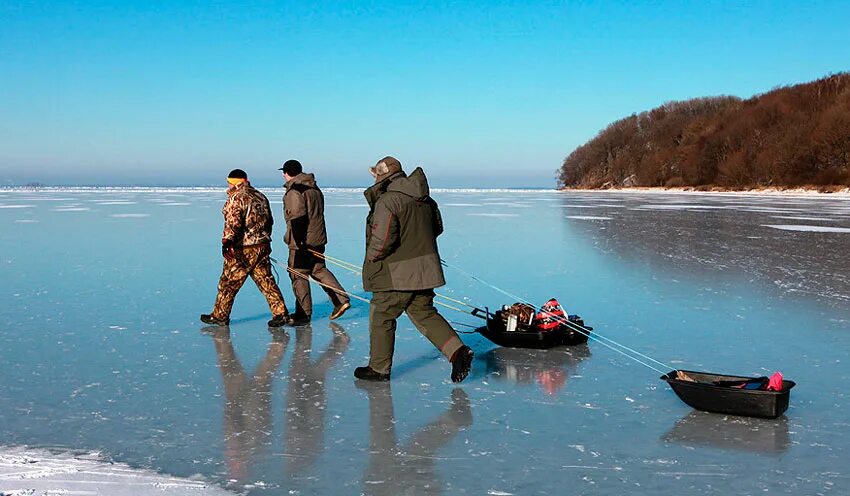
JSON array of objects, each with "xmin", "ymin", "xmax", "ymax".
[
  {"xmin": 386, "ymin": 167, "xmax": 430, "ymax": 200},
  {"xmin": 286, "ymin": 172, "xmax": 317, "ymax": 189}
]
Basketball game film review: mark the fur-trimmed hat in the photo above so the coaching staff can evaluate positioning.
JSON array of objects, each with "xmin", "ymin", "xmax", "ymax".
[{"xmin": 370, "ymin": 156, "xmax": 403, "ymax": 183}]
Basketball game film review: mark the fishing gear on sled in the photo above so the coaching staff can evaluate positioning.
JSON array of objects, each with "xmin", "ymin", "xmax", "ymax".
[
  {"xmin": 468, "ymin": 298, "xmax": 593, "ymax": 349},
  {"xmin": 438, "ymin": 258, "xmax": 796, "ymax": 419},
  {"xmin": 312, "ymin": 249, "xmax": 796, "ymax": 419}
]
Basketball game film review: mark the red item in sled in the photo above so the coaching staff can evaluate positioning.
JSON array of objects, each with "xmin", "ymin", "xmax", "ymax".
[
  {"xmin": 767, "ymin": 372, "xmax": 783, "ymax": 391},
  {"xmin": 534, "ymin": 298, "xmax": 566, "ymax": 331}
]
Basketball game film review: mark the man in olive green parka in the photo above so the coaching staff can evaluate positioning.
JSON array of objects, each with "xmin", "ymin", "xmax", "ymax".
[{"xmin": 354, "ymin": 156, "xmax": 474, "ymax": 383}]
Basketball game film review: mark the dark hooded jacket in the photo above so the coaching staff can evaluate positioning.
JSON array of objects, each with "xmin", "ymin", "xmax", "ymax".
[
  {"xmin": 362, "ymin": 167, "xmax": 446, "ymax": 292},
  {"xmin": 283, "ymin": 173, "xmax": 328, "ymax": 249}
]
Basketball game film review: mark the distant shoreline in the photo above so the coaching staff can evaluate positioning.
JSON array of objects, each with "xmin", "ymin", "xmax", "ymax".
[
  {"xmin": 0, "ymin": 186, "xmax": 557, "ymax": 194},
  {"xmin": 4, "ymin": 185, "xmax": 850, "ymax": 197},
  {"xmin": 560, "ymin": 186, "xmax": 850, "ymax": 197}
]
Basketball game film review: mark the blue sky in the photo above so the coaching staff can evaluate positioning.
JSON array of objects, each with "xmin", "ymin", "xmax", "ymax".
[{"xmin": 1, "ymin": 1, "xmax": 849, "ymax": 187}]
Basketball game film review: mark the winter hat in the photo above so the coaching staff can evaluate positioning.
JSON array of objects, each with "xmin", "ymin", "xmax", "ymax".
[{"xmin": 370, "ymin": 156, "xmax": 403, "ymax": 183}]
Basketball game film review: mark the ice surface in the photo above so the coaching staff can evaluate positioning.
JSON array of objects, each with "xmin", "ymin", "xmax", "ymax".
[{"xmin": 2, "ymin": 188, "xmax": 850, "ymax": 495}]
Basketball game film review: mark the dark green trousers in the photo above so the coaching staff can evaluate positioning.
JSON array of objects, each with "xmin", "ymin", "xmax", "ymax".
[{"xmin": 368, "ymin": 289, "xmax": 464, "ymax": 374}]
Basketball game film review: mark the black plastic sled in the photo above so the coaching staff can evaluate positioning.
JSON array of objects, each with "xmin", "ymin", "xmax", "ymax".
[
  {"xmin": 661, "ymin": 370, "xmax": 796, "ymax": 419},
  {"xmin": 473, "ymin": 308, "xmax": 592, "ymax": 350}
]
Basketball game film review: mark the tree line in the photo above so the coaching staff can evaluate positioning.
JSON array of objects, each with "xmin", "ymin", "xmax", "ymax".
[{"xmin": 559, "ymin": 73, "xmax": 850, "ymax": 190}]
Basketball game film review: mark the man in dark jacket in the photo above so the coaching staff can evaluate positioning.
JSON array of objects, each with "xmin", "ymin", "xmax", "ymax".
[
  {"xmin": 354, "ymin": 157, "xmax": 474, "ymax": 383},
  {"xmin": 281, "ymin": 159, "xmax": 351, "ymax": 325},
  {"xmin": 201, "ymin": 169, "xmax": 290, "ymax": 327}
]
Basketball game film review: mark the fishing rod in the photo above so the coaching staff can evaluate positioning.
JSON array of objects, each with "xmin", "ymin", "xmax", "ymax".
[
  {"xmin": 307, "ymin": 249, "xmax": 477, "ymax": 313},
  {"xmin": 269, "ymin": 257, "xmax": 371, "ymax": 304},
  {"xmin": 440, "ymin": 258, "xmax": 674, "ymax": 375},
  {"xmin": 304, "ymin": 251, "xmax": 670, "ymax": 374}
]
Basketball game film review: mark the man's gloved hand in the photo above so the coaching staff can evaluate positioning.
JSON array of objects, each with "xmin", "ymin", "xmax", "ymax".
[{"xmin": 222, "ymin": 239, "xmax": 235, "ymax": 261}]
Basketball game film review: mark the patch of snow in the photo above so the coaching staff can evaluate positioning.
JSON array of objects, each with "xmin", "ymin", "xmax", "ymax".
[
  {"xmin": 566, "ymin": 215, "xmax": 612, "ymax": 220},
  {"xmin": 0, "ymin": 446, "xmax": 234, "ymax": 495},
  {"xmin": 763, "ymin": 224, "xmax": 850, "ymax": 233},
  {"xmin": 772, "ymin": 216, "xmax": 838, "ymax": 221}
]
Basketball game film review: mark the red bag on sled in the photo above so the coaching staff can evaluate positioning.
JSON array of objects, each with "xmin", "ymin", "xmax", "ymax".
[{"xmin": 534, "ymin": 298, "xmax": 566, "ymax": 331}]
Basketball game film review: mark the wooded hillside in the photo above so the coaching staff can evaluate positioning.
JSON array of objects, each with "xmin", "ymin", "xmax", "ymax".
[{"xmin": 559, "ymin": 73, "xmax": 850, "ymax": 189}]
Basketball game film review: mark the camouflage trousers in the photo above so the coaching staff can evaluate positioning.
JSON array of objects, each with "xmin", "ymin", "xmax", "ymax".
[
  {"xmin": 368, "ymin": 289, "xmax": 464, "ymax": 375},
  {"xmin": 211, "ymin": 243, "xmax": 288, "ymax": 319},
  {"xmin": 288, "ymin": 247, "xmax": 350, "ymax": 317}
]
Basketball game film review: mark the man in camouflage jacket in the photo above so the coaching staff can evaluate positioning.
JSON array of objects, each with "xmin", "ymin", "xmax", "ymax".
[
  {"xmin": 354, "ymin": 157, "xmax": 474, "ymax": 383},
  {"xmin": 201, "ymin": 169, "xmax": 290, "ymax": 327}
]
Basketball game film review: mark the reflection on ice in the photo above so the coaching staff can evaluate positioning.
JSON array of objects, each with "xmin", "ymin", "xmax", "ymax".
[
  {"xmin": 210, "ymin": 326, "xmax": 285, "ymax": 486},
  {"xmin": 662, "ymin": 411, "xmax": 791, "ymax": 455},
  {"xmin": 284, "ymin": 323, "xmax": 349, "ymax": 475},
  {"xmin": 359, "ymin": 382, "xmax": 472, "ymax": 496},
  {"xmin": 481, "ymin": 345, "xmax": 590, "ymax": 395}
]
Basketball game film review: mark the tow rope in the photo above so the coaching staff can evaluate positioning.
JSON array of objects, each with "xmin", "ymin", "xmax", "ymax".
[{"xmin": 305, "ymin": 250, "xmax": 673, "ymax": 376}]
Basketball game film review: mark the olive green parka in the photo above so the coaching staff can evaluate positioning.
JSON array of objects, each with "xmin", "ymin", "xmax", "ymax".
[{"xmin": 362, "ymin": 167, "xmax": 446, "ymax": 292}]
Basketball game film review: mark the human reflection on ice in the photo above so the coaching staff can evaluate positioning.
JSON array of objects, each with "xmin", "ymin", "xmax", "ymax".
[
  {"xmin": 359, "ymin": 383, "xmax": 472, "ymax": 495},
  {"xmin": 481, "ymin": 344, "xmax": 591, "ymax": 395},
  {"xmin": 208, "ymin": 326, "xmax": 288, "ymax": 485},
  {"xmin": 662, "ymin": 410, "xmax": 791, "ymax": 455},
  {"xmin": 284, "ymin": 322, "xmax": 350, "ymax": 475}
]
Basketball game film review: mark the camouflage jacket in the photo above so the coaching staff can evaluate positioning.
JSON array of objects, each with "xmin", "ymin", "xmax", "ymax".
[{"xmin": 221, "ymin": 183, "xmax": 274, "ymax": 247}]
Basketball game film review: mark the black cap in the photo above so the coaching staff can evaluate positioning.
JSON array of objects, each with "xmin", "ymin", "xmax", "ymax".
[
  {"xmin": 228, "ymin": 169, "xmax": 248, "ymax": 179},
  {"xmin": 278, "ymin": 159, "xmax": 302, "ymax": 176}
]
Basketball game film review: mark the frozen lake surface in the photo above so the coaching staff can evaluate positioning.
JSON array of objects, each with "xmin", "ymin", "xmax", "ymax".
[{"xmin": 2, "ymin": 187, "xmax": 850, "ymax": 495}]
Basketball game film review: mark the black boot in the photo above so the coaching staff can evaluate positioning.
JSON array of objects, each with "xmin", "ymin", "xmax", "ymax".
[
  {"xmin": 354, "ymin": 366, "xmax": 390, "ymax": 382},
  {"xmin": 200, "ymin": 314, "xmax": 230, "ymax": 326},
  {"xmin": 287, "ymin": 312, "xmax": 311, "ymax": 326},
  {"xmin": 267, "ymin": 313, "xmax": 289, "ymax": 328},
  {"xmin": 451, "ymin": 346, "xmax": 474, "ymax": 383}
]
